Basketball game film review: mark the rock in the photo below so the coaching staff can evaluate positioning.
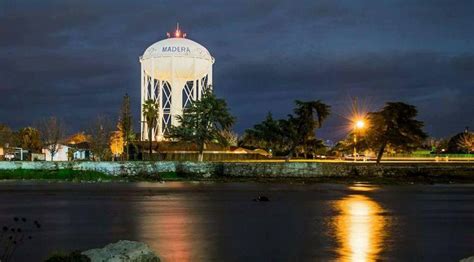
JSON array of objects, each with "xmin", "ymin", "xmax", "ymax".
[
  {"xmin": 253, "ymin": 195, "xmax": 270, "ymax": 202},
  {"xmin": 82, "ymin": 240, "xmax": 160, "ymax": 262},
  {"xmin": 460, "ymin": 256, "xmax": 474, "ymax": 262}
]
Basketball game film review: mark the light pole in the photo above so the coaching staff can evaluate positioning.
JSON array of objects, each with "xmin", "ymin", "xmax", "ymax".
[{"xmin": 353, "ymin": 120, "xmax": 365, "ymax": 162}]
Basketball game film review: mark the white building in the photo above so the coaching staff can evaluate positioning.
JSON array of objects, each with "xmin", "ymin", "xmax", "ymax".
[
  {"xmin": 42, "ymin": 143, "xmax": 90, "ymax": 161},
  {"xmin": 42, "ymin": 144, "xmax": 70, "ymax": 161},
  {"xmin": 140, "ymin": 24, "xmax": 215, "ymax": 141}
]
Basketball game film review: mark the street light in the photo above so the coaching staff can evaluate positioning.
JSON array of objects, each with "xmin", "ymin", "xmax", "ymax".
[{"xmin": 353, "ymin": 119, "xmax": 366, "ymax": 161}]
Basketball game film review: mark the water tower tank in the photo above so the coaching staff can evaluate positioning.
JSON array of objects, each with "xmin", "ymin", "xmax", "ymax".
[{"xmin": 140, "ymin": 25, "xmax": 214, "ymax": 141}]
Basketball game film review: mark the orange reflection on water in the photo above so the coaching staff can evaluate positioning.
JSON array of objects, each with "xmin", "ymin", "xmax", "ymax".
[
  {"xmin": 333, "ymin": 193, "xmax": 388, "ymax": 262},
  {"xmin": 348, "ymin": 184, "xmax": 377, "ymax": 192},
  {"xmin": 137, "ymin": 201, "xmax": 193, "ymax": 262}
]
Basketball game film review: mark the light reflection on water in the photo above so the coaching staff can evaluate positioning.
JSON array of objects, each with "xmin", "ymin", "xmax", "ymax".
[
  {"xmin": 136, "ymin": 196, "xmax": 206, "ymax": 262},
  {"xmin": 333, "ymin": 185, "xmax": 388, "ymax": 262},
  {"xmin": 134, "ymin": 183, "xmax": 197, "ymax": 261},
  {"xmin": 136, "ymin": 200, "xmax": 194, "ymax": 262}
]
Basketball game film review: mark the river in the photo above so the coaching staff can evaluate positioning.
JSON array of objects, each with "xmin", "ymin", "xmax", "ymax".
[{"xmin": 0, "ymin": 181, "xmax": 472, "ymax": 261}]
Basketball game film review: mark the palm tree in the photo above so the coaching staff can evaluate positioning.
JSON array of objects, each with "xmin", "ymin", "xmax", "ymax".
[
  {"xmin": 142, "ymin": 99, "xmax": 159, "ymax": 160},
  {"xmin": 242, "ymin": 101, "xmax": 330, "ymax": 158},
  {"xmin": 294, "ymin": 100, "xmax": 331, "ymax": 129},
  {"xmin": 367, "ymin": 102, "xmax": 428, "ymax": 163},
  {"xmin": 292, "ymin": 100, "xmax": 331, "ymax": 158},
  {"xmin": 168, "ymin": 90, "xmax": 235, "ymax": 161}
]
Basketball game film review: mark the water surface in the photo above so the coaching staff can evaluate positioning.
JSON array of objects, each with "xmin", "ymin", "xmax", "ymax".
[{"xmin": 0, "ymin": 181, "xmax": 472, "ymax": 261}]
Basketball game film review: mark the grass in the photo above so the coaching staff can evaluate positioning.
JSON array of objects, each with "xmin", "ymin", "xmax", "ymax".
[
  {"xmin": 0, "ymin": 169, "xmax": 182, "ymax": 182},
  {"xmin": 159, "ymin": 172, "xmax": 180, "ymax": 179},
  {"xmin": 0, "ymin": 169, "xmax": 120, "ymax": 182}
]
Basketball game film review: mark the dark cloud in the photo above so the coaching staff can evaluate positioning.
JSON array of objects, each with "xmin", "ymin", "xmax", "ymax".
[{"xmin": 0, "ymin": 0, "xmax": 473, "ymax": 140}]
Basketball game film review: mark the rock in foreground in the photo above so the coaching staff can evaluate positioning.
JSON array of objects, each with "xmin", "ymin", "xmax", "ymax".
[
  {"xmin": 82, "ymin": 240, "xmax": 160, "ymax": 262},
  {"xmin": 460, "ymin": 256, "xmax": 474, "ymax": 262},
  {"xmin": 253, "ymin": 195, "xmax": 270, "ymax": 202}
]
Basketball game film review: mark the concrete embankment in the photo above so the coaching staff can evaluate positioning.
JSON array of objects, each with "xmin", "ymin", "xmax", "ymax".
[{"xmin": 0, "ymin": 161, "xmax": 473, "ymax": 178}]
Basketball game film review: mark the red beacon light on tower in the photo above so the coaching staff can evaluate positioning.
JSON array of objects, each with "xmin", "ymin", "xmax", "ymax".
[{"xmin": 167, "ymin": 23, "xmax": 187, "ymax": 38}]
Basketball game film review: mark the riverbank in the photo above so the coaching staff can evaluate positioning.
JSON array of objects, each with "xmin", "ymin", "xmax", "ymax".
[
  {"xmin": 0, "ymin": 166, "xmax": 474, "ymax": 185},
  {"xmin": 1, "ymin": 160, "xmax": 473, "ymax": 177}
]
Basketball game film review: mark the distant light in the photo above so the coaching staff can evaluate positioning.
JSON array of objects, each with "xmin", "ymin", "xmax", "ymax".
[
  {"xmin": 355, "ymin": 120, "xmax": 365, "ymax": 129},
  {"xmin": 167, "ymin": 23, "xmax": 186, "ymax": 38}
]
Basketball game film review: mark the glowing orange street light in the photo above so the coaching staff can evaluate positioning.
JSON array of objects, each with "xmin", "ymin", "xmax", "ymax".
[
  {"xmin": 353, "ymin": 119, "xmax": 366, "ymax": 161},
  {"xmin": 355, "ymin": 120, "xmax": 365, "ymax": 129}
]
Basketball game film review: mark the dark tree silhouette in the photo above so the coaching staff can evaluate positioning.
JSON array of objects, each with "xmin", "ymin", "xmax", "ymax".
[
  {"xmin": 118, "ymin": 94, "xmax": 134, "ymax": 160},
  {"xmin": 241, "ymin": 112, "xmax": 286, "ymax": 152},
  {"xmin": 168, "ymin": 90, "xmax": 235, "ymax": 161},
  {"xmin": 291, "ymin": 100, "xmax": 330, "ymax": 158},
  {"xmin": 367, "ymin": 102, "xmax": 428, "ymax": 163},
  {"xmin": 241, "ymin": 100, "xmax": 330, "ymax": 158},
  {"xmin": 142, "ymin": 99, "xmax": 159, "ymax": 160}
]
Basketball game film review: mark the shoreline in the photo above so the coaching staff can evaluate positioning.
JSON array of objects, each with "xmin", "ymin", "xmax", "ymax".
[
  {"xmin": 1, "ymin": 169, "xmax": 474, "ymax": 185},
  {"xmin": 0, "ymin": 161, "xmax": 473, "ymax": 185}
]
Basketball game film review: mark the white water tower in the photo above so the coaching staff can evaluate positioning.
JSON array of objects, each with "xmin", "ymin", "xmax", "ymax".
[{"xmin": 140, "ymin": 24, "xmax": 215, "ymax": 141}]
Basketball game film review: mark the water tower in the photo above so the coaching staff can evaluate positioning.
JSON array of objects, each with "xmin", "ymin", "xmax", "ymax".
[{"xmin": 140, "ymin": 24, "xmax": 215, "ymax": 141}]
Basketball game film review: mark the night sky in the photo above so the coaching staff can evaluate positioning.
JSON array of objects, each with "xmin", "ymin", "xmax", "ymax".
[{"xmin": 0, "ymin": 0, "xmax": 473, "ymax": 141}]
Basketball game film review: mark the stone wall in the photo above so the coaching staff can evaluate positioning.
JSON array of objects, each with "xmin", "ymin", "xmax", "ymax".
[
  {"xmin": 0, "ymin": 161, "xmax": 473, "ymax": 178},
  {"xmin": 221, "ymin": 162, "xmax": 474, "ymax": 177},
  {"xmin": 0, "ymin": 161, "xmax": 214, "ymax": 177}
]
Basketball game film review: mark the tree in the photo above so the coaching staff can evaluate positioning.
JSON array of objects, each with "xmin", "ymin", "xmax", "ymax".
[
  {"xmin": 291, "ymin": 100, "xmax": 331, "ymax": 158},
  {"xmin": 219, "ymin": 130, "xmax": 239, "ymax": 147},
  {"xmin": 447, "ymin": 128, "xmax": 473, "ymax": 153},
  {"xmin": 168, "ymin": 90, "xmax": 235, "ymax": 161},
  {"xmin": 366, "ymin": 102, "xmax": 428, "ymax": 163},
  {"xmin": 277, "ymin": 117, "xmax": 299, "ymax": 156},
  {"xmin": 17, "ymin": 127, "xmax": 42, "ymax": 153},
  {"xmin": 37, "ymin": 117, "xmax": 66, "ymax": 161},
  {"xmin": 118, "ymin": 94, "xmax": 135, "ymax": 160},
  {"xmin": 142, "ymin": 99, "xmax": 159, "ymax": 160},
  {"xmin": 332, "ymin": 132, "xmax": 371, "ymax": 157},
  {"xmin": 241, "ymin": 113, "xmax": 286, "ymax": 152},
  {"xmin": 457, "ymin": 132, "xmax": 473, "ymax": 154},
  {"xmin": 110, "ymin": 127, "xmax": 124, "ymax": 159},
  {"xmin": 426, "ymin": 137, "xmax": 449, "ymax": 153},
  {"xmin": 241, "ymin": 100, "xmax": 330, "ymax": 158},
  {"xmin": 67, "ymin": 132, "xmax": 88, "ymax": 144},
  {"xmin": 88, "ymin": 115, "xmax": 113, "ymax": 161},
  {"xmin": 0, "ymin": 124, "xmax": 15, "ymax": 148}
]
